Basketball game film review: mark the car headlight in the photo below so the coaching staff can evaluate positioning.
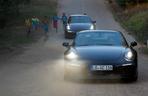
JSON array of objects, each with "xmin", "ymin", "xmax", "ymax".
[
  {"xmin": 90, "ymin": 25, "xmax": 94, "ymax": 30},
  {"xmin": 125, "ymin": 50, "xmax": 133, "ymax": 61},
  {"xmin": 67, "ymin": 25, "xmax": 70, "ymax": 30},
  {"xmin": 66, "ymin": 52, "xmax": 78, "ymax": 59}
]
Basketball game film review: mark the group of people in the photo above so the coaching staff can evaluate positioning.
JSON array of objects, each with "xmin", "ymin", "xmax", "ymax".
[
  {"xmin": 25, "ymin": 16, "xmax": 50, "ymax": 37},
  {"xmin": 52, "ymin": 13, "xmax": 68, "ymax": 32},
  {"xmin": 25, "ymin": 13, "xmax": 68, "ymax": 38}
]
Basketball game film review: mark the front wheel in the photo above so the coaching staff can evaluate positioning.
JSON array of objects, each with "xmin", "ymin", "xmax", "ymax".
[
  {"xmin": 64, "ymin": 31, "xmax": 69, "ymax": 39},
  {"xmin": 122, "ymin": 70, "xmax": 138, "ymax": 82}
]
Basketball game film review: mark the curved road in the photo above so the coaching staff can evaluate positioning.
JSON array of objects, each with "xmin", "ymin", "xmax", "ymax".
[{"xmin": 0, "ymin": 0, "xmax": 148, "ymax": 96}]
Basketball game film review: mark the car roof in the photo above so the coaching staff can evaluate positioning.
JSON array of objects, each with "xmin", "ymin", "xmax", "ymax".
[{"xmin": 77, "ymin": 30, "xmax": 120, "ymax": 34}]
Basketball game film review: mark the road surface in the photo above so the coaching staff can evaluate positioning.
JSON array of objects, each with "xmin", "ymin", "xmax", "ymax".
[{"xmin": 0, "ymin": 0, "xmax": 148, "ymax": 96}]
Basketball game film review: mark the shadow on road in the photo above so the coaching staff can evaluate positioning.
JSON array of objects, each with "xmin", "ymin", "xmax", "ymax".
[{"xmin": 64, "ymin": 78, "xmax": 138, "ymax": 85}]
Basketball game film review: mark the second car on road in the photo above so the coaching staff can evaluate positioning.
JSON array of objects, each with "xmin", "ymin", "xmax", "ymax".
[{"xmin": 65, "ymin": 14, "xmax": 96, "ymax": 39}]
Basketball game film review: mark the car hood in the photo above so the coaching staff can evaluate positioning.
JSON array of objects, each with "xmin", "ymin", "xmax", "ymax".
[
  {"xmin": 69, "ymin": 23, "xmax": 92, "ymax": 32},
  {"xmin": 75, "ymin": 46, "xmax": 126, "ymax": 62}
]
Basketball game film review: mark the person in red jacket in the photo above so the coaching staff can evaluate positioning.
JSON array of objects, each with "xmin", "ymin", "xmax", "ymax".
[{"xmin": 52, "ymin": 14, "xmax": 59, "ymax": 33}]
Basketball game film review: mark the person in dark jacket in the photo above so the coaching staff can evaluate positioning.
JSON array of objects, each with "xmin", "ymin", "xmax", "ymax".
[{"xmin": 61, "ymin": 12, "xmax": 68, "ymax": 30}]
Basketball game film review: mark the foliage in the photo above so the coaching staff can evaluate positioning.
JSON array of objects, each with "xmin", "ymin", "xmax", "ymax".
[
  {"xmin": 123, "ymin": 11, "xmax": 148, "ymax": 43},
  {"xmin": 116, "ymin": 0, "xmax": 148, "ymax": 7},
  {"xmin": 0, "ymin": 0, "xmax": 57, "ymax": 50},
  {"xmin": 0, "ymin": 0, "xmax": 31, "ymax": 28}
]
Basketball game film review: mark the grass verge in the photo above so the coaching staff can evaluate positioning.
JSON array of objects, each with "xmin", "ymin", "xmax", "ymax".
[
  {"xmin": 108, "ymin": 0, "xmax": 148, "ymax": 54},
  {"xmin": 123, "ymin": 11, "xmax": 148, "ymax": 43}
]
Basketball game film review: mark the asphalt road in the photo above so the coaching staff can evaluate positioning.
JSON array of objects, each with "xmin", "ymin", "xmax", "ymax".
[{"xmin": 0, "ymin": 0, "xmax": 148, "ymax": 96}]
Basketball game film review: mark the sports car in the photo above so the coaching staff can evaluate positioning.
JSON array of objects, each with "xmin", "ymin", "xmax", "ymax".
[
  {"xmin": 63, "ymin": 30, "xmax": 138, "ymax": 81},
  {"xmin": 65, "ymin": 14, "xmax": 96, "ymax": 39}
]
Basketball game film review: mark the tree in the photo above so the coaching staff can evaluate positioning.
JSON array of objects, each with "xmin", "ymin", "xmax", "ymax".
[
  {"xmin": 0, "ymin": 0, "xmax": 31, "ymax": 28},
  {"xmin": 116, "ymin": 0, "xmax": 148, "ymax": 8}
]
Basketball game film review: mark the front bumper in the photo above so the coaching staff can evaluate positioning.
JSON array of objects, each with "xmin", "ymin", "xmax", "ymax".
[{"xmin": 64, "ymin": 62, "xmax": 137, "ymax": 79}]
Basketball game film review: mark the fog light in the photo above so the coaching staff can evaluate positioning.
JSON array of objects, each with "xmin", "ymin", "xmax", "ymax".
[{"xmin": 66, "ymin": 52, "xmax": 78, "ymax": 59}]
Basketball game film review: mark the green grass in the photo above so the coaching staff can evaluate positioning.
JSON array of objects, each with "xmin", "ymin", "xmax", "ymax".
[
  {"xmin": 109, "ymin": 2, "xmax": 148, "ymax": 54},
  {"xmin": 123, "ymin": 11, "xmax": 148, "ymax": 43},
  {"xmin": 8, "ymin": 0, "xmax": 57, "ymax": 26},
  {"xmin": 121, "ymin": 11, "xmax": 148, "ymax": 54}
]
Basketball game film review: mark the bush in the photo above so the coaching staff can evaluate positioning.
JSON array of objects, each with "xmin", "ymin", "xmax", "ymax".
[
  {"xmin": 116, "ymin": 0, "xmax": 148, "ymax": 7},
  {"xmin": 0, "ymin": 0, "xmax": 31, "ymax": 28},
  {"xmin": 0, "ymin": 0, "xmax": 57, "ymax": 49},
  {"xmin": 116, "ymin": 0, "xmax": 126, "ymax": 7},
  {"xmin": 123, "ymin": 11, "xmax": 148, "ymax": 43}
]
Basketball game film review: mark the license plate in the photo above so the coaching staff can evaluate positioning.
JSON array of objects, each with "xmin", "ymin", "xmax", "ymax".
[{"xmin": 91, "ymin": 65, "xmax": 113, "ymax": 71}]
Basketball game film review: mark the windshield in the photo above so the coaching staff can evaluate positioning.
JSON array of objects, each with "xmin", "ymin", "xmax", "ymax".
[
  {"xmin": 74, "ymin": 32, "xmax": 128, "ymax": 47},
  {"xmin": 68, "ymin": 16, "xmax": 92, "ymax": 23}
]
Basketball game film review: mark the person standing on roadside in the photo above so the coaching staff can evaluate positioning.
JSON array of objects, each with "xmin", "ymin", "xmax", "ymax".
[
  {"xmin": 32, "ymin": 16, "xmax": 40, "ymax": 31},
  {"xmin": 25, "ymin": 17, "xmax": 32, "ymax": 37},
  {"xmin": 36, "ymin": 17, "xmax": 40, "ymax": 30},
  {"xmin": 42, "ymin": 16, "xmax": 49, "ymax": 38},
  {"xmin": 52, "ymin": 14, "xmax": 59, "ymax": 33},
  {"xmin": 61, "ymin": 12, "xmax": 67, "ymax": 31}
]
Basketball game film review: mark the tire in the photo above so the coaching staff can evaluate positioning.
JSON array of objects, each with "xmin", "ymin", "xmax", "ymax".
[
  {"xmin": 64, "ymin": 33, "xmax": 69, "ymax": 39},
  {"xmin": 65, "ymin": 35, "xmax": 69, "ymax": 39},
  {"xmin": 64, "ymin": 31, "xmax": 74, "ymax": 39},
  {"xmin": 130, "ymin": 71, "xmax": 138, "ymax": 82},
  {"xmin": 130, "ymin": 70, "xmax": 138, "ymax": 82},
  {"xmin": 131, "ymin": 75, "xmax": 138, "ymax": 82},
  {"xmin": 122, "ymin": 70, "xmax": 138, "ymax": 82}
]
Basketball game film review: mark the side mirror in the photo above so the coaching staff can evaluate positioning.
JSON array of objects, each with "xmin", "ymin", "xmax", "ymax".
[
  {"xmin": 130, "ymin": 41, "xmax": 137, "ymax": 47},
  {"xmin": 92, "ymin": 21, "xmax": 96, "ymax": 24},
  {"xmin": 63, "ymin": 42, "xmax": 69, "ymax": 47}
]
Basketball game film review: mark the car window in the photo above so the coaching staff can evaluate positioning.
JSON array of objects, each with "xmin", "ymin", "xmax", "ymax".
[
  {"xmin": 74, "ymin": 32, "xmax": 128, "ymax": 47},
  {"xmin": 68, "ymin": 16, "xmax": 92, "ymax": 23}
]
